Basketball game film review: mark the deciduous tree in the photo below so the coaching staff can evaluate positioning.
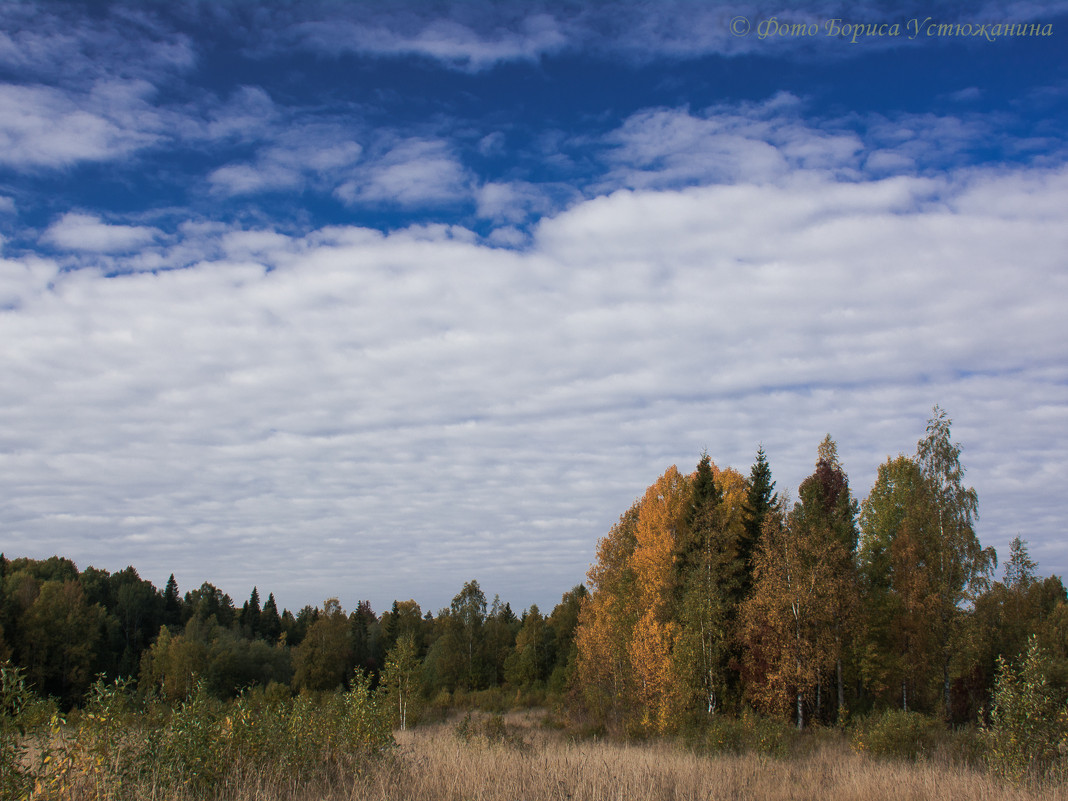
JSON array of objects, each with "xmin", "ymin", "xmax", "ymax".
[
  {"xmin": 291, "ymin": 598, "xmax": 353, "ymax": 693},
  {"xmin": 917, "ymin": 406, "xmax": 996, "ymax": 714},
  {"xmin": 382, "ymin": 632, "xmax": 422, "ymax": 730},
  {"xmin": 859, "ymin": 455, "xmax": 938, "ymax": 712}
]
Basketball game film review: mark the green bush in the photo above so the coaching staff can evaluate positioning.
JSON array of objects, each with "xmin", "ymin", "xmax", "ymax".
[
  {"xmin": 695, "ymin": 710, "xmax": 796, "ymax": 758},
  {"xmin": 851, "ymin": 709, "xmax": 942, "ymax": 761},
  {"xmin": 1, "ymin": 663, "xmax": 36, "ymax": 801},
  {"xmin": 4, "ymin": 667, "xmax": 395, "ymax": 798},
  {"xmin": 981, "ymin": 636, "xmax": 1068, "ymax": 782}
]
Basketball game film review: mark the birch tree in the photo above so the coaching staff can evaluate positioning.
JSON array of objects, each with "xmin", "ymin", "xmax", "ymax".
[{"xmin": 916, "ymin": 406, "xmax": 996, "ymax": 714}]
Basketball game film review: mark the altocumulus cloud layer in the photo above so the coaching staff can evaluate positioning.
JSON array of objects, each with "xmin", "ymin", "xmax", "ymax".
[{"xmin": 0, "ymin": 0, "xmax": 1066, "ymax": 613}]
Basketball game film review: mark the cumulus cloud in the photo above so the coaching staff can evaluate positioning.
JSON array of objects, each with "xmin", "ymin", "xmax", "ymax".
[
  {"xmin": 476, "ymin": 181, "xmax": 562, "ymax": 224},
  {"xmin": 1, "ymin": 0, "xmax": 1066, "ymax": 612},
  {"xmin": 0, "ymin": 82, "xmax": 164, "ymax": 169},
  {"xmin": 335, "ymin": 138, "xmax": 471, "ymax": 207},
  {"xmin": 42, "ymin": 212, "xmax": 161, "ymax": 253},
  {"xmin": 209, "ymin": 128, "xmax": 364, "ymax": 196},
  {"xmin": 3, "ymin": 160, "xmax": 1066, "ymax": 610}
]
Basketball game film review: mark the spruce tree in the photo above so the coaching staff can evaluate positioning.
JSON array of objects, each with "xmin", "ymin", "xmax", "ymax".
[
  {"xmin": 241, "ymin": 587, "xmax": 262, "ymax": 638},
  {"xmin": 162, "ymin": 574, "xmax": 181, "ymax": 627},
  {"xmin": 742, "ymin": 446, "xmax": 777, "ymax": 597},
  {"xmin": 676, "ymin": 453, "xmax": 738, "ymax": 715},
  {"xmin": 260, "ymin": 592, "xmax": 283, "ymax": 642}
]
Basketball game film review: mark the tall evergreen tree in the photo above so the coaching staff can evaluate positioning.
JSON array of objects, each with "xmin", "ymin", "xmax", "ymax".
[
  {"xmin": 242, "ymin": 587, "xmax": 262, "ymax": 638},
  {"xmin": 260, "ymin": 592, "xmax": 283, "ymax": 643},
  {"xmin": 162, "ymin": 574, "xmax": 182, "ymax": 628},
  {"xmin": 675, "ymin": 454, "xmax": 742, "ymax": 716},
  {"xmin": 1004, "ymin": 536, "xmax": 1038, "ymax": 591},
  {"xmin": 792, "ymin": 435, "xmax": 859, "ymax": 721},
  {"xmin": 743, "ymin": 446, "xmax": 777, "ymax": 599},
  {"xmin": 350, "ymin": 599, "xmax": 378, "ymax": 672}
]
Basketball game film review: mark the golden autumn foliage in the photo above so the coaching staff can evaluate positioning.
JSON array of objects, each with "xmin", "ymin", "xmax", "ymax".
[
  {"xmin": 740, "ymin": 497, "xmax": 839, "ymax": 726},
  {"xmin": 576, "ymin": 459, "xmax": 764, "ymax": 732},
  {"xmin": 576, "ymin": 467, "xmax": 694, "ymax": 733},
  {"xmin": 629, "ymin": 610, "xmax": 681, "ymax": 733},
  {"xmin": 632, "ymin": 465, "xmax": 691, "ymax": 620}
]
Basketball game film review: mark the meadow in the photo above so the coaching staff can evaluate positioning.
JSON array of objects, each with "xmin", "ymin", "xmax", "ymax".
[{"xmin": 6, "ymin": 680, "xmax": 1067, "ymax": 801}]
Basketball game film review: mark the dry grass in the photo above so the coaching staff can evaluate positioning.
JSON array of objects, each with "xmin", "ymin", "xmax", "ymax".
[
  {"xmin": 20, "ymin": 708, "xmax": 1068, "ymax": 801},
  {"xmin": 322, "ymin": 710, "xmax": 1068, "ymax": 801}
]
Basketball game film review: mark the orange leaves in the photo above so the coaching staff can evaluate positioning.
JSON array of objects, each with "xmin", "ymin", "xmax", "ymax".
[
  {"xmin": 740, "ymin": 497, "xmax": 841, "ymax": 726},
  {"xmin": 632, "ymin": 465, "xmax": 690, "ymax": 619},
  {"xmin": 629, "ymin": 611, "xmax": 681, "ymax": 733},
  {"xmin": 576, "ymin": 465, "xmax": 694, "ymax": 732}
]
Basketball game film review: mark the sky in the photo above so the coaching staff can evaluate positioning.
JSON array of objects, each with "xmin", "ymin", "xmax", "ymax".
[{"xmin": 1, "ymin": 0, "xmax": 1066, "ymax": 618}]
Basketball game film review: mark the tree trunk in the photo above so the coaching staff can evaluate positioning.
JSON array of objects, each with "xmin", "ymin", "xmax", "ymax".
[{"xmin": 836, "ymin": 657, "xmax": 844, "ymax": 721}]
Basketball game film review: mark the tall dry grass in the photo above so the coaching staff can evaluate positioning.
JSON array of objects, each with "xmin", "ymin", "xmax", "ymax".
[
  {"xmin": 199, "ymin": 710, "xmax": 1066, "ymax": 801},
  {"xmin": 14, "ymin": 706, "xmax": 1068, "ymax": 800}
]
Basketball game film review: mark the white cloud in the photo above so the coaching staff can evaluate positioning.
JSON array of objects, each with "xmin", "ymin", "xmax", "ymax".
[
  {"xmin": 335, "ymin": 138, "xmax": 471, "ymax": 207},
  {"xmin": 289, "ymin": 12, "xmax": 568, "ymax": 70},
  {"xmin": 599, "ymin": 101, "xmax": 866, "ymax": 190},
  {"xmin": 3, "ymin": 160, "xmax": 1067, "ymax": 611},
  {"xmin": 0, "ymin": 3, "xmax": 195, "ymax": 87},
  {"xmin": 476, "ymin": 181, "xmax": 559, "ymax": 223},
  {"xmin": 0, "ymin": 83, "xmax": 163, "ymax": 169},
  {"xmin": 0, "ymin": 196, "xmax": 14, "ymax": 214},
  {"xmin": 42, "ymin": 212, "xmax": 161, "ymax": 253},
  {"xmin": 208, "ymin": 121, "xmax": 364, "ymax": 196}
]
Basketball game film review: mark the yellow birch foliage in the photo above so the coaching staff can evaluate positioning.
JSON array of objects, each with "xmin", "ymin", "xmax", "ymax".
[
  {"xmin": 576, "ymin": 467, "xmax": 693, "ymax": 732},
  {"xmin": 741, "ymin": 499, "xmax": 838, "ymax": 726},
  {"xmin": 629, "ymin": 610, "xmax": 682, "ymax": 733},
  {"xmin": 713, "ymin": 464, "xmax": 749, "ymax": 538},
  {"xmin": 575, "ymin": 503, "xmax": 641, "ymax": 726},
  {"xmin": 631, "ymin": 465, "xmax": 691, "ymax": 619}
]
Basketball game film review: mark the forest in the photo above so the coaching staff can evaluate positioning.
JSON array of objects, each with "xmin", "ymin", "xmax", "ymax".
[{"xmin": 2, "ymin": 407, "xmax": 1067, "ymax": 798}]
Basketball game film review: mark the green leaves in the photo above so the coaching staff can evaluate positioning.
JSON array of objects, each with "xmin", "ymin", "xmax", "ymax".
[{"xmin": 982, "ymin": 636, "xmax": 1068, "ymax": 781}]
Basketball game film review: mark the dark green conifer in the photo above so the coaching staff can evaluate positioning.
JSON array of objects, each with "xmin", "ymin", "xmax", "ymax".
[{"xmin": 742, "ymin": 445, "xmax": 777, "ymax": 597}]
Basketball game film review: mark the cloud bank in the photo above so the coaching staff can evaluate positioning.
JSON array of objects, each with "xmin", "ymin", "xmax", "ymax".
[{"xmin": 3, "ymin": 158, "xmax": 1066, "ymax": 612}]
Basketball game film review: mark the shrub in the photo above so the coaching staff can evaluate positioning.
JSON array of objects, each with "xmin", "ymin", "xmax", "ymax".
[
  {"xmin": 454, "ymin": 710, "xmax": 529, "ymax": 750},
  {"xmin": 851, "ymin": 709, "xmax": 942, "ymax": 761},
  {"xmin": 1, "ymin": 663, "xmax": 36, "ymax": 800},
  {"xmin": 695, "ymin": 710, "xmax": 796, "ymax": 758},
  {"xmin": 981, "ymin": 636, "xmax": 1068, "ymax": 782}
]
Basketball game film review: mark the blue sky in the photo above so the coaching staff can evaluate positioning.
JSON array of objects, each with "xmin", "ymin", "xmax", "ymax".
[{"xmin": 1, "ymin": 0, "xmax": 1066, "ymax": 616}]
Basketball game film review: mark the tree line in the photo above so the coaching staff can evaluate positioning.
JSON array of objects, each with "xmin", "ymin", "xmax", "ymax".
[
  {"xmin": 573, "ymin": 407, "xmax": 1068, "ymax": 733},
  {"xmin": 0, "ymin": 549, "xmax": 586, "ymax": 715},
  {"xmin": 1, "ymin": 406, "xmax": 1065, "ymax": 734}
]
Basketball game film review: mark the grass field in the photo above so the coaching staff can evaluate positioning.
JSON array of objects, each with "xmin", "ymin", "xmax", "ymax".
[
  {"xmin": 323, "ymin": 710, "xmax": 1068, "ymax": 801},
  {"xmin": 10, "ymin": 704, "xmax": 1067, "ymax": 801}
]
